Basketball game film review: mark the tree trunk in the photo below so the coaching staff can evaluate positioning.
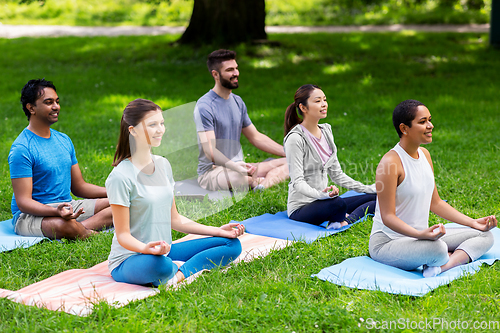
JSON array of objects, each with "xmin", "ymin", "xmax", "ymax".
[
  {"xmin": 178, "ymin": 0, "xmax": 266, "ymax": 45},
  {"xmin": 438, "ymin": 0, "xmax": 458, "ymax": 8},
  {"xmin": 491, "ymin": 0, "xmax": 500, "ymax": 48},
  {"xmin": 467, "ymin": 0, "xmax": 484, "ymax": 10}
]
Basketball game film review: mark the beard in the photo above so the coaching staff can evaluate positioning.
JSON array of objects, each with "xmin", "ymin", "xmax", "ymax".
[{"xmin": 220, "ymin": 75, "xmax": 239, "ymax": 89}]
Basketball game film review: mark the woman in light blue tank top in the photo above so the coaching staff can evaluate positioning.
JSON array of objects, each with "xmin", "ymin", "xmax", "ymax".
[
  {"xmin": 370, "ymin": 100, "xmax": 496, "ymax": 278},
  {"xmin": 106, "ymin": 99, "xmax": 244, "ymax": 287}
]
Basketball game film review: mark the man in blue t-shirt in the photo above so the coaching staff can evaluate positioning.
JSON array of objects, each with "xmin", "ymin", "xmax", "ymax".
[
  {"xmin": 194, "ymin": 49, "xmax": 289, "ymax": 191},
  {"xmin": 8, "ymin": 79, "xmax": 112, "ymax": 240}
]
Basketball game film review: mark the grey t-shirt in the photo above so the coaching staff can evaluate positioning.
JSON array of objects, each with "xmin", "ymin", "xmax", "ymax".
[
  {"xmin": 194, "ymin": 89, "xmax": 252, "ymax": 176},
  {"xmin": 106, "ymin": 155, "xmax": 175, "ymax": 273}
]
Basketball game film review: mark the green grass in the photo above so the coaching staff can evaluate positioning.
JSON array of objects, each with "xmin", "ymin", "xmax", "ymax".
[
  {"xmin": 0, "ymin": 0, "xmax": 492, "ymax": 26},
  {"xmin": 1, "ymin": 32, "xmax": 500, "ymax": 332}
]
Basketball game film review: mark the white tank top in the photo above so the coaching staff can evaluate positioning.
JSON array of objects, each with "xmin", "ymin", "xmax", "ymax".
[{"xmin": 371, "ymin": 143, "xmax": 435, "ymax": 239}]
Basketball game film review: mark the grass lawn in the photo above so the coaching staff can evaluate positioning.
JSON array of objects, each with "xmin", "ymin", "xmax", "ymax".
[{"xmin": 0, "ymin": 32, "xmax": 499, "ymax": 332}]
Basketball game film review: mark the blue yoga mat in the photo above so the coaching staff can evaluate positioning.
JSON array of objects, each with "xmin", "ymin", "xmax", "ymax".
[
  {"xmin": 238, "ymin": 191, "xmax": 372, "ymax": 244},
  {"xmin": 0, "ymin": 219, "xmax": 46, "ymax": 252},
  {"xmin": 312, "ymin": 224, "xmax": 500, "ymax": 296}
]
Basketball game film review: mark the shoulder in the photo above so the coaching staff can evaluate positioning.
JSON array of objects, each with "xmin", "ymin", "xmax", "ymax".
[
  {"xmin": 230, "ymin": 93, "xmax": 247, "ymax": 112},
  {"xmin": 155, "ymin": 155, "xmax": 172, "ymax": 169},
  {"xmin": 231, "ymin": 93, "xmax": 244, "ymax": 104},
  {"xmin": 419, "ymin": 146, "xmax": 431, "ymax": 158},
  {"xmin": 378, "ymin": 149, "xmax": 402, "ymax": 173},
  {"xmin": 107, "ymin": 160, "xmax": 132, "ymax": 182},
  {"xmin": 318, "ymin": 123, "xmax": 332, "ymax": 130},
  {"xmin": 51, "ymin": 128, "xmax": 70, "ymax": 139},
  {"xmin": 284, "ymin": 127, "xmax": 305, "ymax": 146},
  {"xmin": 11, "ymin": 128, "xmax": 31, "ymax": 145},
  {"xmin": 419, "ymin": 146, "xmax": 433, "ymax": 166},
  {"xmin": 197, "ymin": 90, "xmax": 218, "ymax": 106},
  {"xmin": 51, "ymin": 129, "xmax": 74, "ymax": 146},
  {"xmin": 9, "ymin": 129, "xmax": 34, "ymax": 157},
  {"xmin": 196, "ymin": 91, "xmax": 219, "ymax": 115},
  {"xmin": 11, "ymin": 129, "xmax": 27, "ymax": 146},
  {"xmin": 318, "ymin": 123, "xmax": 333, "ymax": 137},
  {"xmin": 381, "ymin": 149, "xmax": 400, "ymax": 162}
]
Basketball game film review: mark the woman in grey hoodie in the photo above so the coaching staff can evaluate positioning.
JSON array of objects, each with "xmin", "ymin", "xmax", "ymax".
[{"xmin": 283, "ymin": 84, "xmax": 376, "ymax": 229}]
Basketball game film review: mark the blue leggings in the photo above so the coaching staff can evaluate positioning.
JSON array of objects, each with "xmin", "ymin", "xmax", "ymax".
[
  {"xmin": 290, "ymin": 193, "xmax": 377, "ymax": 226},
  {"xmin": 111, "ymin": 237, "xmax": 242, "ymax": 286}
]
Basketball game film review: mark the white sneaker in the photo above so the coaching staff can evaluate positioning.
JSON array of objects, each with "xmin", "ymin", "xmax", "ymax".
[{"xmin": 326, "ymin": 222, "xmax": 342, "ymax": 230}]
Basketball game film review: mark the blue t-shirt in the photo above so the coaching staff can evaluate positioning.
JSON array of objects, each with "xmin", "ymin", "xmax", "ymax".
[
  {"xmin": 8, "ymin": 128, "xmax": 78, "ymax": 225},
  {"xmin": 194, "ymin": 90, "xmax": 252, "ymax": 175}
]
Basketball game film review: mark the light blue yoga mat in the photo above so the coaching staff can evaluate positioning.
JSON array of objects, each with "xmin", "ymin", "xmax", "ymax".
[
  {"xmin": 0, "ymin": 219, "xmax": 46, "ymax": 252},
  {"xmin": 238, "ymin": 191, "xmax": 372, "ymax": 244},
  {"xmin": 312, "ymin": 224, "xmax": 500, "ymax": 296}
]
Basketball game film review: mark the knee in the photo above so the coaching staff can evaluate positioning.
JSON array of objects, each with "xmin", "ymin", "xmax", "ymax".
[
  {"xmin": 481, "ymin": 230, "xmax": 495, "ymax": 250},
  {"xmin": 335, "ymin": 197, "xmax": 348, "ymax": 212},
  {"xmin": 227, "ymin": 173, "xmax": 251, "ymax": 188},
  {"xmin": 365, "ymin": 200, "xmax": 376, "ymax": 215},
  {"xmin": 95, "ymin": 198, "xmax": 110, "ymax": 213},
  {"xmin": 272, "ymin": 164, "xmax": 289, "ymax": 178},
  {"xmin": 225, "ymin": 238, "xmax": 242, "ymax": 259},
  {"xmin": 428, "ymin": 241, "xmax": 449, "ymax": 266},
  {"xmin": 148, "ymin": 256, "xmax": 177, "ymax": 281},
  {"xmin": 156, "ymin": 259, "xmax": 176, "ymax": 279},
  {"xmin": 281, "ymin": 164, "xmax": 290, "ymax": 178},
  {"xmin": 50, "ymin": 220, "xmax": 86, "ymax": 239}
]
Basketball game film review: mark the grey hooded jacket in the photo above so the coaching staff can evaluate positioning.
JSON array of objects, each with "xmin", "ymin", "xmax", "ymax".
[{"xmin": 284, "ymin": 123, "xmax": 376, "ymax": 216}]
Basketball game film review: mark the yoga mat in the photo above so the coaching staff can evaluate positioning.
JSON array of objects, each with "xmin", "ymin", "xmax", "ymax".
[
  {"xmin": 312, "ymin": 224, "xmax": 500, "ymax": 296},
  {"xmin": 239, "ymin": 191, "xmax": 372, "ymax": 243},
  {"xmin": 174, "ymin": 178, "xmax": 234, "ymax": 201},
  {"xmin": 0, "ymin": 233, "xmax": 290, "ymax": 316},
  {"xmin": 0, "ymin": 219, "xmax": 46, "ymax": 253}
]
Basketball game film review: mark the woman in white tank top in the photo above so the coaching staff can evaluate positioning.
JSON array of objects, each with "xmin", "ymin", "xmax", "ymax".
[{"xmin": 369, "ymin": 100, "xmax": 496, "ymax": 278}]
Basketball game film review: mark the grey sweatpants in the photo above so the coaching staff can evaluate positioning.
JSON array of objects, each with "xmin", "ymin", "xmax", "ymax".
[{"xmin": 369, "ymin": 227, "xmax": 494, "ymax": 271}]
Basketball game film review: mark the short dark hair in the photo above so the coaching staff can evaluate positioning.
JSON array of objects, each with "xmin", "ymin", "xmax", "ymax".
[
  {"xmin": 207, "ymin": 49, "xmax": 236, "ymax": 73},
  {"xmin": 20, "ymin": 79, "xmax": 57, "ymax": 121},
  {"xmin": 392, "ymin": 99, "xmax": 426, "ymax": 138}
]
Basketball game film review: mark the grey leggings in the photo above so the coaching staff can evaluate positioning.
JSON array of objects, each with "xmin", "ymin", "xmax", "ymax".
[{"xmin": 369, "ymin": 227, "xmax": 494, "ymax": 271}]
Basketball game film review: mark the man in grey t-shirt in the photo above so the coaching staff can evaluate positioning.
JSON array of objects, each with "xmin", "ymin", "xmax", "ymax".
[{"xmin": 194, "ymin": 49, "xmax": 289, "ymax": 191}]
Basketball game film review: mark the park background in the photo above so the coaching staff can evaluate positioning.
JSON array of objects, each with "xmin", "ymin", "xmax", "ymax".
[{"xmin": 0, "ymin": 0, "xmax": 499, "ymax": 332}]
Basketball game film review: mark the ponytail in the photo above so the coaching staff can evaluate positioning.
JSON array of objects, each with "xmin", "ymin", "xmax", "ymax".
[
  {"xmin": 284, "ymin": 102, "xmax": 303, "ymax": 136},
  {"xmin": 113, "ymin": 116, "xmax": 132, "ymax": 166}
]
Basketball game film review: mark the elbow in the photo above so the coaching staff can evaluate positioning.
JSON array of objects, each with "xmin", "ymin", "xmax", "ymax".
[
  {"xmin": 115, "ymin": 233, "xmax": 130, "ymax": 249},
  {"xmin": 16, "ymin": 200, "xmax": 29, "ymax": 213},
  {"xmin": 15, "ymin": 196, "xmax": 34, "ymax": 213},
  {"xmin": 204, "ymin": 152, "xmax": 214, "ymax": 162},
  {"xmin": 70, "ymin": 184, "xmax": 83, "ymax": 197},
  {"xmin": 247, "ymin": 137, "xmax": 258, "ymax": 147}
]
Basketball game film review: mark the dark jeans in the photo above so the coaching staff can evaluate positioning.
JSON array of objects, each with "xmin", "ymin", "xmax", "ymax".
[{"xmin": 289, "ymin": 193, "xmax": 376, "ymax": 226}]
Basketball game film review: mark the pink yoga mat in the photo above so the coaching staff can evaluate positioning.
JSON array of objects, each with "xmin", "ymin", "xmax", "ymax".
[{"xmin": 0, "ymin": 233, "xmax": 290, "ymax": 316}]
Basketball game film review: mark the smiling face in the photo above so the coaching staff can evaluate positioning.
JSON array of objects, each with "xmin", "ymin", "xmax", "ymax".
[
  {"xmin": 130, "ymin": 109, "xmax": 165, "ymax": 148},
  {"xmin": 299, "ymin": 89, "xmax": 328, "ymax": 121},
  {"xmin": 27, "ymin": 87, "xmax": 60, "ymax": 125},
  {"xmin": 402, "ymin": 105, "xmax": 433, "ymax": 145},
  {"xmin": 215, "ymin": 59, "xmax": 239, "ymax": 90}
]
